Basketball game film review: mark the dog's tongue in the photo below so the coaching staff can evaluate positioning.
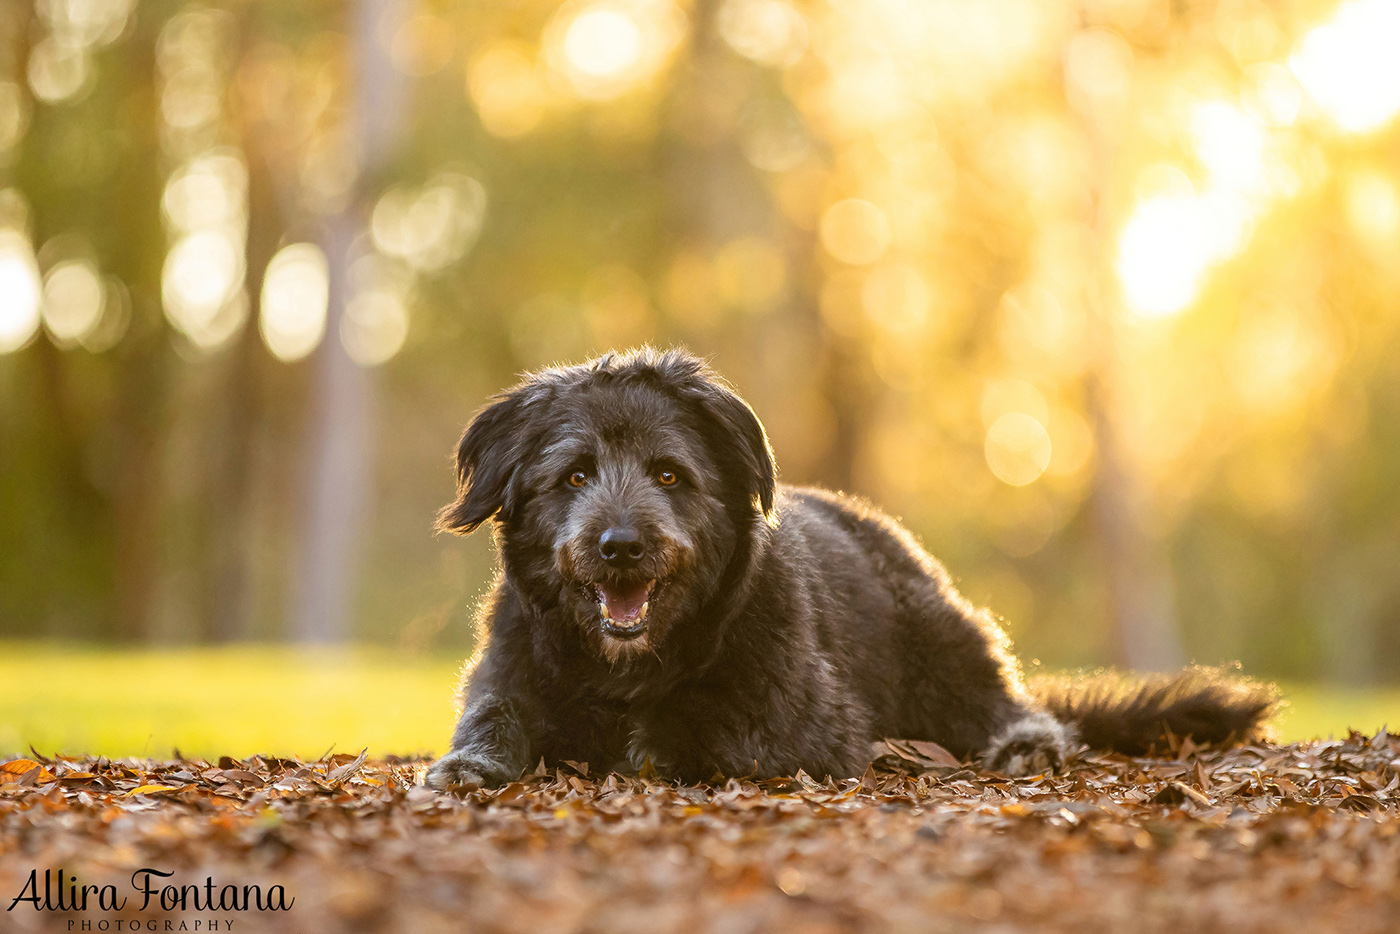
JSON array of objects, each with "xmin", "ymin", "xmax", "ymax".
[{"xmin": 598, "ymin": 580, "xmax": 650, "ymax": 621}]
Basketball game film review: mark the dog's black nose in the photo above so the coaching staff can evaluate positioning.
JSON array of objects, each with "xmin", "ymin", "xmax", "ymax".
[{"xmin": 599, "ymin": 528, "xmax": 645, "ymax": 568}]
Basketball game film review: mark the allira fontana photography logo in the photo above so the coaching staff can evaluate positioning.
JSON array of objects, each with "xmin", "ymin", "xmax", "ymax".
[{"xmin": 7, "ymin": 868, "xmax": 293, "ymax": 930}]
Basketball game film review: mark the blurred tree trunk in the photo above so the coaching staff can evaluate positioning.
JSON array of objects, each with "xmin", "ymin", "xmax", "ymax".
[
  {"xmin": 203, "ymin": 126, "xmax": 281, "ymax": 643},
  {"xmin": 111, "ymin": 357, "xmax": 166, "ymax": 642},
  {"xmin": 1085, "ymin": 376, "xmax": 1185, "ymax": 671},
  {"xmin": 671, "ymin": 0, "xmax": 865, "ymax": 493},
  {"xmin": 102, "ymin": 18, "xmax": 168, "ymax": 643},
  {"xmin": 195, "ymin": 342, "xmax": 260, "ymax": 643},
  {"xmin": 1073, "ymin": 37, "xmax": 1185, "ymax": 673},
  {"xmin": 294, "ymin": 217, "xmax": 372, "ymax": 643},
  {"xmin": 292, "ymin": 0, "xmax": 409, "ymax": 642}
]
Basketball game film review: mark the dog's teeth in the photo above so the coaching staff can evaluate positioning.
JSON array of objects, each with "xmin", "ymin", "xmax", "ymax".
[{"xmin": 638, "ymin": 602, "xmax": 648, "ymax": 620}]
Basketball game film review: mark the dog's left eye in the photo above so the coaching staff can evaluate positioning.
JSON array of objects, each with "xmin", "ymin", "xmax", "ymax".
[
  {"xmin": 567, "ymin": 471, "xmax": 589, "ymax": 488},
  {"xmin": 657, "ymin": 469, "xmax": 678, "ymax": 487}
]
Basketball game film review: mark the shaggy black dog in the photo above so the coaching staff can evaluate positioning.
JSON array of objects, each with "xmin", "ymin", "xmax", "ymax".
[{"xmin": 426, "ymin": 348, "xmax": 1274, "ymax": 788}]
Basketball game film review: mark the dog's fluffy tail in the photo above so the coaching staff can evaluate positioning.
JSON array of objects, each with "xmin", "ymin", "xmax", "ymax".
[{"xmin": 1030, "ymin": 666, "xmax": 1279, "ymax": 756}]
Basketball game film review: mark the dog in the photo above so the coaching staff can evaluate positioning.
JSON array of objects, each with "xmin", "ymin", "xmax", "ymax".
[{"xmin": 425, "ymin": 348, "xmax": 1275, "ymax": 788}]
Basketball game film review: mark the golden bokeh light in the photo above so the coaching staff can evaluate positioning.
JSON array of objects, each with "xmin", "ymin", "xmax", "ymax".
[
  {"xmin": 342, "ymin": 291, "xmax": 409, "ymax": 368},
  {"xmin": 370, "ymin": 173, "xmax": 487, "ymax": 273},
  {"xmin": 997, "ymin": 285, "xmax": 1081, "ymax": 364},
  {"xmin": 390, "ymin": 14, "xmax": 457, "ymax": 78},
  {"xmin": 1115, "ymin": 192, "xmax": 1205, "ymax": 319},
  {"xmin": 861, "ymin": 263, "xmax": 931, "ymax": 337},
  {"xmin": 713, "ymin": 237, "xmax": 787, "ymax": 314},
  {"xmin": 155, "ymin": 8, "xmax": 234, "ymax": 137},
  {"xmin": 820, "ymin": 199, "xmax": 891, "ymax": 266},
  {"xmin": 1229, "ymin": 310, "xmax": 1339, "ymax": 417},
  {"xmin": 159, "ymin": 147, "xmax": 248, "ymax": 353},
  {"xmin": 982, "ymin": 115, "xmax": 1086, "ymax": 211},
  {"xmin": 1116, "ymin": 187, "xmax": 1251, "ymax": 319},
  {"xmin": 83, "ymin": 275, "xmax": 129, "ymax": 353},
  {"xmin": 469, "ymin": 43, "xmax": 550, "ymax": 138},
  {"xmin": 1114, "ymin": 78, "xmax": 1325, "ymax": 322},
  {"xmin": 566, "ymin": 7, "xmax": 642, "ymax": 80},
  {"xmin": 341, "ymin": 254, "xmax": 413, "ymax": 368},
  {"xmin": 162, "ymin": 229, "xmax": 246, "ymax": 350},
  {"xmin": 0, "ymin": 82, "xmax": 31, "ymax": 154},
  {"xmin": 982, "ymin": 378, "xmax": 1050, "ymax": 431},
  {"xmin": 0, "ymin": 229, "xmax": 42, "ymax": 354},
  {"xmin": 822, "ymin": 0, "xmax": 1069, "ymax": 112},
  {"xmin": 41, "ymin": 259, "xmax": 106, "ymax": 346},
  {"xmin": 1217, "ymin": 3, "xmax": 1280, "ymax": 63},
  {"xmin": 27, "ymin": 38, "xmax": 91, "ymax": 105},
  {"xmin": 259, "ymin": 242, "xmax": 329, "ymax": 363},
  {"xmin": 1062, "ymin": 28, "xmax": 1133, "ymax": 118},
  {"xmin": 1290, "ymin": 0, "xmax": 1400, "ymax": 134},
  {"xmin": 1243, "ymin": 63, "xmax": 1302, "ymax": 128},
  {"xmin": 162, "ymin": 151, "xmax": 248, "ymax": 235},
  {"xmin": 37, "ymin": 0, "xmax": 135, "ymax": 49},
  {"xmin": 985, "ymin": 412, "xmax": 1053, "ymax": 487},
  {"xmin": 160, "ymin": 75, "xmax": 223, "ymax": 132},
  {"xmin": 717, "ymin": 0, "xmax": 809, "ymax": 68},
  {"xmin": 819, "ymin": 42, "xmax": 909, "ymax": 131},
  {"xmin": 1343, "ymin": 169, "xmax": 1400, "ymax": 247},
  {"xmin": 1190, "ymin": 100, "xmax": 1269, "ymax": 195},
  {"xmin": 546, "ymin": 0, "xmax": 686, "ymax": 101},
  {"xmin": 739, "ymin": 100, "xmax": 811, "ymax": 173}
]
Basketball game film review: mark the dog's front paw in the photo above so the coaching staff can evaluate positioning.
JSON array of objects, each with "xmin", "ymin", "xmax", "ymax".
[
  {"xmin": 425, "ymin": 749, "xmax": 515, "ymax": 790},
  {"xmin": 984, "ymin": 712, "xmax": 1074, "ymax": 777}
]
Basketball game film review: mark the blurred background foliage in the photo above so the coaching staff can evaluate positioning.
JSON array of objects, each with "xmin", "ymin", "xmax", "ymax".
[{"xmin": 2, "ymin": 0, "xmax": 1400, "ymax": 699}]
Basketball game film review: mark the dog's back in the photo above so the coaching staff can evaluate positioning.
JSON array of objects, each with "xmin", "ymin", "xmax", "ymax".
[
  {"xmin": 770, "ymin": 487, "xmax": 1028, "ymax": 748},
  {"xmin": 768, "ymin": 486, "xmax": 1275, "ymax": 767}
]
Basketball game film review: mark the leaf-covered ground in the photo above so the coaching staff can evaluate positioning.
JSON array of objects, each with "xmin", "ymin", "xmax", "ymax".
[{"xmin": 2, "ymin": 734, "xmax": 1398, "ymax": 933}]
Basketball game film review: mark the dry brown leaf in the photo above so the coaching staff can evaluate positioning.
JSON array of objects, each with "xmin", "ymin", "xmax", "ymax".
[{"xmin": 325, "ymin": 749, "xmax": 368, "ymax": 784}]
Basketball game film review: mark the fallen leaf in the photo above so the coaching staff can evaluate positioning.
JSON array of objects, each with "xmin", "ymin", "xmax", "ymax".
[
  {"xmin": 325, "ymin": 749, "xmax": 368, "ymax": 784},
  {"xmin": 1, "ymin": 758, "xmax": 55, "ymax": 783},
  {"xmin": 125, "ymin": 784, "xmax": 184, "ymax": 796}
]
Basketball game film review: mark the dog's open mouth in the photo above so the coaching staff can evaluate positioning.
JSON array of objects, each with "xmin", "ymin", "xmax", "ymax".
[{"xmin": 592, "ymin": 579, "xmax": 657, "ymax": 639}]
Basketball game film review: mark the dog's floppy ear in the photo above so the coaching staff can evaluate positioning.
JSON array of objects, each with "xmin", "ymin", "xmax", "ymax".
[
  {"xmin": 436, "ymin": 390, "xmax": 532, "ymax": 535},
  {"xmin": 689, "ymin": 379, "xmax": 776, "ymax": 519}
]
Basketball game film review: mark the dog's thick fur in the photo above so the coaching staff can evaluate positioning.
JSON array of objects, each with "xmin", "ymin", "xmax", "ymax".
[{"xmin": 426, "ymin": 349, "xmax": 1275, "ymax": 788}]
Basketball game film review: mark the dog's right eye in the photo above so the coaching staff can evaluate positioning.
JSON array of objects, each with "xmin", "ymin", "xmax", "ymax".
[{"xmin": 567, "ymin": 471, "xmax": 589, "ymax": 488}]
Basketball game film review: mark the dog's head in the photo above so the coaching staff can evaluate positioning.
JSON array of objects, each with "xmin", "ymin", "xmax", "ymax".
[{"xmin": 437, "ymin": 348, "xmax": 775, "ymax": 663}]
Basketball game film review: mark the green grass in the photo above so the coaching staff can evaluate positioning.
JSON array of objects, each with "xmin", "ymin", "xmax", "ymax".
[
  {"xmin": 0, "ymin": 643, "xmax": 467, "ymax": 760},
  {"xmin": 0, "ymin": 643, "xmax": 1395, "ymax": 759},
  {"xmin": 1273, "ymin": 684, "xmax": 1400, "ymax": 744}
]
